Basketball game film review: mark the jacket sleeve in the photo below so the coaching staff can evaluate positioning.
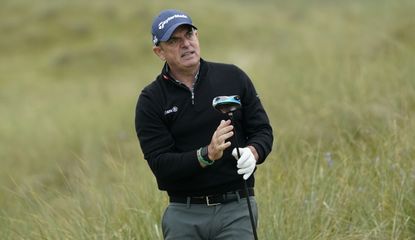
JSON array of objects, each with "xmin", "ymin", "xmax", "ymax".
[
  {"xmin": 135, "ymin": 89, "xmax": 203, "ymax": 181},
  {"xmin": 238, "ymin": 69, "xmax": 274, "ymax": 164}
]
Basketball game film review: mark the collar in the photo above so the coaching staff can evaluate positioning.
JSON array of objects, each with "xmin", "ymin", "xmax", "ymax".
[{"xmin": 161, "ymin": 59, "xmax": 204, "ymax": 82}]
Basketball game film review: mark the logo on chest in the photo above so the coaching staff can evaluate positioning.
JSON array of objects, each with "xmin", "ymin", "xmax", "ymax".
[{"xmin": 164, "ymin": 106, "xmax": 178, "ymax": 115}]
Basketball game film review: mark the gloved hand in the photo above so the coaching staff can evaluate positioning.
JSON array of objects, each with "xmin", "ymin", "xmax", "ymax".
[{"xmin": 232, "ymin": 147, "xmax": 256, "ymax": 180}]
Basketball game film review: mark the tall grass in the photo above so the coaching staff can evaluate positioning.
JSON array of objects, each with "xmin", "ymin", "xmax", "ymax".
[{"xmin": 1, "ymin": 0, "xmax": 414, "ymax": 239}]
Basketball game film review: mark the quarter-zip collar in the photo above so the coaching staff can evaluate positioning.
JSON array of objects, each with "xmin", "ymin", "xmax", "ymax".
[
  {"xmin": 160, "ymin": 59, "xmax": 207, "ymax": 105},
  {"xmin": 160, "ymin": 58, "xmax": 206, "ymax": 85}
]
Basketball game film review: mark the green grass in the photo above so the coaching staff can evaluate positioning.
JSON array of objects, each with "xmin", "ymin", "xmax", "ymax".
[{"xmin": 1, "ymin": 0, "xmax": 415, "ymax": 239}]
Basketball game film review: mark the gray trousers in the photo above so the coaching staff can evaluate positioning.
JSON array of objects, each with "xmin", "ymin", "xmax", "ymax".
[{"xmin": 162, "ymin": 196, "xmax": 258, "ymax": 240}]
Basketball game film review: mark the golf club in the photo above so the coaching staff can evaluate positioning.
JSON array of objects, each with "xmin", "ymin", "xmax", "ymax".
[{"xmin": 212, "ymin": 95, "xmax": 259, "ymax": 240}]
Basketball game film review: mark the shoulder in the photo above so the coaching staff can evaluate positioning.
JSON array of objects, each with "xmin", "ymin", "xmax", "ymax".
[
  {"xmin": 139, "ymin": 75, "xmax": 164, "ymax": 97},
  {"xmin": 135, "ymin": 77, "xmax": 166, "ymax": 116},
  {"xmin": 202, "ymin": 60, "xmax": 247, "ymax": 81},
  {"xmin": 204, "ymin": 60, "xmax": 242, "ymax": 73},
  {"xmin": 208, "ymin": 59, "xmax": 250, "ymax": 77}
]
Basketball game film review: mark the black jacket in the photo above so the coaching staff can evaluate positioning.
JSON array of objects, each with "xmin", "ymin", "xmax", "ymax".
[{"xmin": 135, "ymin": 59, "xmax": 273, "ymax": 196}]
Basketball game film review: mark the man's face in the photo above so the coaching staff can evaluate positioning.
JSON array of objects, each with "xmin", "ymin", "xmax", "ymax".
[{"xmin": 153, "ymin": 25, "xmax": 201, "ymax": 71}]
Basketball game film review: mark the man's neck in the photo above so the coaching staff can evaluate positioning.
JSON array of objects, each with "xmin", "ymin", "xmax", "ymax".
[{"xmin": 168, "ymin": 62, "xmax": 200, "ymax": 89}]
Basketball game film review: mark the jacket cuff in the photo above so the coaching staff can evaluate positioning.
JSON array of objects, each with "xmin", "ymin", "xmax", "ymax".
[{"xmin": 248, "ymin": 142, "xmax": 265, "ymax": 164}]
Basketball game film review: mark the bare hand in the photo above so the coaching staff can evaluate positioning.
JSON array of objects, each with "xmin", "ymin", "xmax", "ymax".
[{"xmin": 207, "ymin": 120, "xmax": 234, "ymax": 161}]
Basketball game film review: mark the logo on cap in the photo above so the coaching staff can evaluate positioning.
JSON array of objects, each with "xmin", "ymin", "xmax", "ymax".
[
  {"xmin": 151, "ymin": 9, "xmax": 195, "ymax": 45},
  {"xmin": 153, "ymin": 36, "xmax": 158, "ymax": 45},
  {"xmin": 158, "ymin": 14, "xmax": 188, "ymax": 29}
]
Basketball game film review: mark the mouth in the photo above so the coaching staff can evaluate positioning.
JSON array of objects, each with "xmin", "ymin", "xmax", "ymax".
[{"xmin": 181, "ymin": 51, "xmax": 195, "ymax": 58}]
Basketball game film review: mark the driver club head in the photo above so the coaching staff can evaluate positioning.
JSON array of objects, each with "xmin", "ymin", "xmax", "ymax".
[{"xmin": 212, "ymin": 95, "xmax": 241, "ymax": 114}]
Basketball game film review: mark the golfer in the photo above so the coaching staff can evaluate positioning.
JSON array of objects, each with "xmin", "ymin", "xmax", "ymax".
[{"xmin": 135, "ymin": 9, "xmax": 273, "ymax": 239}]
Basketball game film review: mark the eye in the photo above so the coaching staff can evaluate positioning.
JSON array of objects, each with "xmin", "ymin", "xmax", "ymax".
[
  {"xmin": 167, "ymin": 38, "xmax": 178, "ymax": 45},
  {"xmin": 186, "ymin": 31, "xmax": 193, "ymax": 38}
]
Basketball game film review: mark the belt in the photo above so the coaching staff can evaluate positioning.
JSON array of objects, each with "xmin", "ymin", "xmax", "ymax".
[{"xmin": 169, "ymin": 188, "xmax": 254, "ymax": 206}]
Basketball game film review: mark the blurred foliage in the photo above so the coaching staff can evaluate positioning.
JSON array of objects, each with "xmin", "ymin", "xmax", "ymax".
[{"xmin": 1, "ymin": 0, "xmax": 415, "ymax": 239}]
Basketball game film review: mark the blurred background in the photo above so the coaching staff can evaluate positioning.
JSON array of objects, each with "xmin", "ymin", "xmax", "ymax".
[{"xmin": 1, "ymin": 0, "xmax": 414, "ymax": 239}]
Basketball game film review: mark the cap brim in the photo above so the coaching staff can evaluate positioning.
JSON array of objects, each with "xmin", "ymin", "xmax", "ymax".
[{"xmin": 159, "ymin": 23, "xmax": 197, "ymax": 42}]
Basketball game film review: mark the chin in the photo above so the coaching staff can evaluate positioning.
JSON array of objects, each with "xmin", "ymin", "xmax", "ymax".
[{"xmin": 183, "ymin": 57, "xmax": 200, "ymax": 67}]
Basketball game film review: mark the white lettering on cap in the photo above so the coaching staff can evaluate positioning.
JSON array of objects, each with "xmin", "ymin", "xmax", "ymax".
[{"xmin": 158, "ymin": 14, "xmax": 188, "ymax": 29}]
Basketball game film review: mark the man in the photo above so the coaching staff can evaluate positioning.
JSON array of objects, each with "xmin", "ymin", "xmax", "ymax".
[{"xmin": 135, "ymin": 9, "xmax": 273, "ymax": 239}]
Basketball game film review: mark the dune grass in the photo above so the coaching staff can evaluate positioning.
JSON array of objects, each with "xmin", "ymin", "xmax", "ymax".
[{"xmin": 1, "ymin": 0, "xmax": 414, "ymax": 239}]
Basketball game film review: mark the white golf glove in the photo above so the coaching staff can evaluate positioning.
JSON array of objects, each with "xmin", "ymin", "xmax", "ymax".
[{"xmin": 232, "ymin": 147, "xmax": 256, "ymax": 180}]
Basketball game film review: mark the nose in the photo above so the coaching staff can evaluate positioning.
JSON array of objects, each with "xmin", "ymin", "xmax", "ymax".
[{"xmin": 181, "ymin": 37, "xmax": 191, "ymax": 47}]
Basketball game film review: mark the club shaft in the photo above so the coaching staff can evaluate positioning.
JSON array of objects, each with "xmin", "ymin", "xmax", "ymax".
[{"xmin": 229, "ymin": 113, "xmax": 259, "ymax": 240}]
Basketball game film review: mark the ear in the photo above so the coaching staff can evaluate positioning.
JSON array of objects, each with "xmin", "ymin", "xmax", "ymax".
[{"xmin": 153, "ymin": 46, "xmax": 166, "ymax": 61}]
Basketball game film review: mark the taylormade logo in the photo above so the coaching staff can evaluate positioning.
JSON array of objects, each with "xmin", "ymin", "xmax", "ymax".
[{"xmin": 158, "ymin": 14, "xmax": 188, "ymax": 29}]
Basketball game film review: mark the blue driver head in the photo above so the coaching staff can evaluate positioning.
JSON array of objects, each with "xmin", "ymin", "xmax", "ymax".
[{"xmin": 212, "ymin": 95, "xmax": 241, "ymax": 114}]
